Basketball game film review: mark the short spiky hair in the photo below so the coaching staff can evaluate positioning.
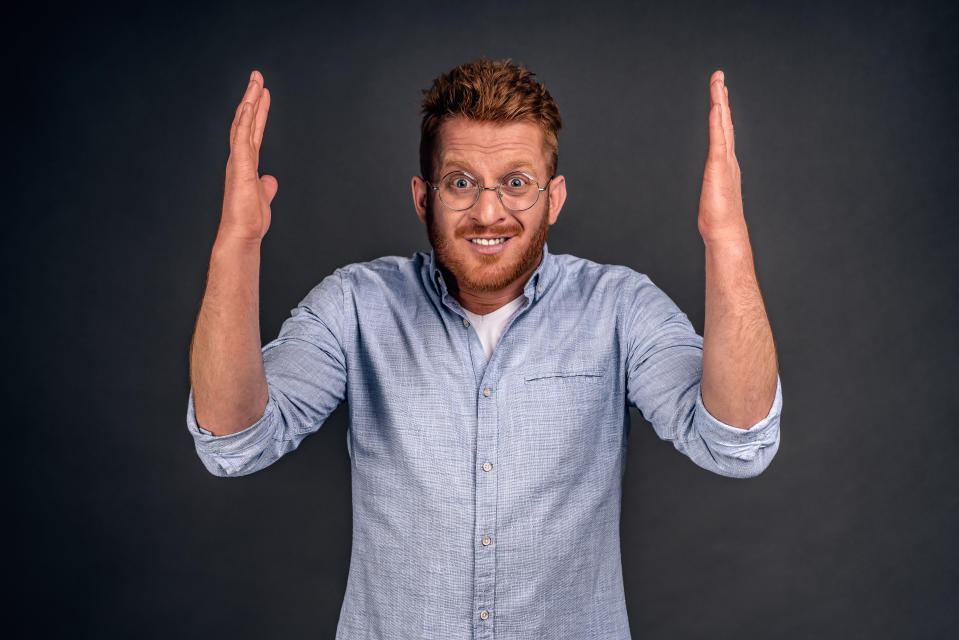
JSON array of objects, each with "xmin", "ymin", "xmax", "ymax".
[{"xmin": 419, "ymin": 58, "xmax": 562, "ymax": 182}]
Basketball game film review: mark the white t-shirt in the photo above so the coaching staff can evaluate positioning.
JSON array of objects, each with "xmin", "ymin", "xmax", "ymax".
[{"xmin": 462, "ymin": 294, "xmax": 526, "ymax": 361}]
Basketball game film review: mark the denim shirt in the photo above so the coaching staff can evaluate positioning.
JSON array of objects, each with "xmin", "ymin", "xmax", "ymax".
[{"xmin": 186, "ymin": 243, "xmax": 782, "ymax": 639}]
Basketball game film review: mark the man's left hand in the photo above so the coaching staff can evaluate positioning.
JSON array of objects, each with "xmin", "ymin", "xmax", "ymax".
[{"xmin": 697, "ymin": 70, "xmax": 748, "ymax": 246}]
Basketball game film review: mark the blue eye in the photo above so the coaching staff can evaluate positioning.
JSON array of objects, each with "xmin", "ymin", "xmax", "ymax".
[
  {"xmin": 443, "ymin": 173, "xmax": 475, "ymax": 191},
  {"xmin": 502, "ymin": 174, "xmax": 531, "ymax": 193}
]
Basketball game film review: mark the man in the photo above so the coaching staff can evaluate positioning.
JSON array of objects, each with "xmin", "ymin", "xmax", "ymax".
[{"xmin": 187, "ymin": 59, "xmax": 782, "ymax": 639}]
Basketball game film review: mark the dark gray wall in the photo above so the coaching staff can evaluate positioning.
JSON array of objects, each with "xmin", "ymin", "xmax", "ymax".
[{"xmin": 7, "ymin": 0, "xmax": 957, "ymax": 637}]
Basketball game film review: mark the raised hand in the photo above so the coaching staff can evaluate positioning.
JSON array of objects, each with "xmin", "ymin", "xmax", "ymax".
[
  {"xmin": 697, "ymin": 70, "xmax": 748, "ymax": 246},
  {"xmin": 218, "ymin": 70, "xmax": 277, "ymax": 244}
]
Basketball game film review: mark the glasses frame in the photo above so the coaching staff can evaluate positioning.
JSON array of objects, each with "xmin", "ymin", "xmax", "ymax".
[{"xmin": 426, "ymin": 170, "xmax": 553, "ymax": 212}]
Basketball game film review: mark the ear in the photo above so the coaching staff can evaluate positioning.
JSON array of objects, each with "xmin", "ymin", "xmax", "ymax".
[
  {"xmin": 412, "ymin": 176, "xmax": 429, "ymax": 224},
  {"xmin": 546, "ymin": 174, "xmax": 567, "ymax": 225}
]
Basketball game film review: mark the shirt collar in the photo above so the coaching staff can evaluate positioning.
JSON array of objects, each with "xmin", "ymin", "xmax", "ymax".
[{"xmin": 427, "ymin": 242, "xmax": 557, "ymax": 304}]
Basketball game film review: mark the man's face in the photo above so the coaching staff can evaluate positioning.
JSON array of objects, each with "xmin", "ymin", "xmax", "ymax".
[{"xmin": 412, "ymin": 117, "xmax": 567, "ymax": 295}]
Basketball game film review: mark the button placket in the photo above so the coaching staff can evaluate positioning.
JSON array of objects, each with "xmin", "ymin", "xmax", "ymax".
[{"xmin": 473, "ymin": 379, "xmax": 498, "ymax": 637}]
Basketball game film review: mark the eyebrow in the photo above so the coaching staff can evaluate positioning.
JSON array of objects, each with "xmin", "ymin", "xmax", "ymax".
[{"xmin": 440, "ymin": 159, "xmax": 538, "ymax": 174}]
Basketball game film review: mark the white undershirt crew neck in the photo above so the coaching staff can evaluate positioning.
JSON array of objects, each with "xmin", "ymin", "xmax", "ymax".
[{"xmin": 462, "ymin": 294, "xmax": 526, "ymax": 361}]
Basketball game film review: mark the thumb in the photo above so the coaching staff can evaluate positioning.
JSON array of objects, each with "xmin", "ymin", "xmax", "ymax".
[{"xmin": 260, "ymin": 174, "xmax": 279, "ymax": 203}]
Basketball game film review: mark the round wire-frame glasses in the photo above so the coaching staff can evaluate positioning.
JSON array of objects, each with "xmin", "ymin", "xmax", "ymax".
[{"xmin": 426, "ymin": 170, "xmax": 553, "ymax": 212}]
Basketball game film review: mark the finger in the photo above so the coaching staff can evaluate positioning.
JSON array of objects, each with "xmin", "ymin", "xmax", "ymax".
[
  {"xmin": 260, "ymin": 174, "xmax": 279, "ymax": 203},
  {"xmin": 708, "ymin": 102, "xmax": 726, "ymax": 160},
  {"xmin": 231, "ymin": 71, "xmax": 263, "ymax": 139},
  {"xmin": 248, "ymin": 72, "xmax": 266, "ymax": 148},
  {"xmin": 721, "ymin": 83, "xmax": 735, "ymax": 156},
  {"xmin": 230, "ymin": 98, "xmax": 246, "ymax": 140},
  {"xmin": 231, "ymin": 102, "xmax": 256, "ymax": 166},
  {"xmin": 708, "ymin": 72, "xmax": 727, "ymax": 160},
  {"xmin": 709, "ymin": 70, "xmax": 724, "ymax": 107},
  {"xmin": 252, "ymin": 87, "xmax": 271, "ymax": 152},
  {"xmin": 243, "ymin": 70, "xmax": 263, "ymax": 105}
]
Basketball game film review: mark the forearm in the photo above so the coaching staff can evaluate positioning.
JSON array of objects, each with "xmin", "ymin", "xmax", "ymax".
[
  {"xmin": 701, "ymin": 235, "xmax": 779, "ymax": 429},
  {"xmin": 189, "ymin": 233, "xmax": 270, "ymax": 436}
]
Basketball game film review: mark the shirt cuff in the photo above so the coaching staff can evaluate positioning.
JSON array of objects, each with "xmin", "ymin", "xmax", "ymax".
[
  {"xmin": 693, "ymin": 374, "xmax": 782, "ymax": 462},
  {"xmin": 186, "ymin": 386, "xmax": 278, "ymax": 455}
]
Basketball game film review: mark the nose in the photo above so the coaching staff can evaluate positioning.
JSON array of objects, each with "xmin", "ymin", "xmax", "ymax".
[{"xmin": 470, "ymin": 187, "xmax": 507, "ymax": 227}]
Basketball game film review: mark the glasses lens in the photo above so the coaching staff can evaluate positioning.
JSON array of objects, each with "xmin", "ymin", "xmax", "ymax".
[
  {"xmin": 499, "ymin": 172, "xmax": 539, "ymax": 211},
  {"xmin": 438, "ymin": 172, "xmax": 478, "ymax": 210}
]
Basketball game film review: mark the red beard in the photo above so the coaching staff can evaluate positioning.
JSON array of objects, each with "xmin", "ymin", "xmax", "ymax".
[{"xmin": 426, "ymin": 204, "xmax": 550, "ymax": 294}]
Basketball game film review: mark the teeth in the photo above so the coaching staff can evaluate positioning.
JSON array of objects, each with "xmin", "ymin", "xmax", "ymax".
[{"xmin": 470, "ymin": 237, "xmax": 507, "ymax": 246}]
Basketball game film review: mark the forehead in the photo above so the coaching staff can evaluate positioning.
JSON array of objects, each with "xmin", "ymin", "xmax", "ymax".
[{"xmin": 435, "ymin": 117, "xmax": 547, "ymax": 174}]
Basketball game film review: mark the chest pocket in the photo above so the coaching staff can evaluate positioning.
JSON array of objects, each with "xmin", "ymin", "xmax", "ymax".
[{"xmin": 508, "ymin": 366, "xmax": 609, "ymax": 457}]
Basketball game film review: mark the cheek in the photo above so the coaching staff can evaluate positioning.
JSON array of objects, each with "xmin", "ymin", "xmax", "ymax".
[{"xmin": 427, "ymin": 209, "xmax": 460, "ymax": 242}]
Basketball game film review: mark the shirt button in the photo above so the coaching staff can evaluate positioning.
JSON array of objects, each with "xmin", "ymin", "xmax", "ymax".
[
  {"xmin": 463, "ymin": 318, "xmax": 470, "ymax": 327},
  {"xmin": 482, "ymin": 536, "xmax": 491, "ymax": 546},
  {"xmin": 480, "ymin": 610, "xmax": 490, "ymax": 620},
  {"xmin": 483, "ymin": 388, "xmax": 491, "ymax": 397},
  {"xmin": 482, "ymin": 462, "xmax": 492, "ymax": 472},
  {"xmin": 537, "ymin": 285, "xmax": 543, "ymax": 292}
]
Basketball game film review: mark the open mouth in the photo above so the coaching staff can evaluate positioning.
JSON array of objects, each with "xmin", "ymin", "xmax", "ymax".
[
  {"xmin": 466, "ymin": 235, "xmax": 514, "ymax": 254},
  {"xmin": 468, "ymin": 237, "xmax": 510, "ymax": 246}
]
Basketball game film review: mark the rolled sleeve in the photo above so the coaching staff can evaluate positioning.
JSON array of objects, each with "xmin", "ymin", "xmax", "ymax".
[
  {"xmin": 623, "ymin": 270, "xmax": 782, "ymax": 479},
  {"xmin": 185, "ymin": 269, "xmax": 349, "ymax": 477},
  {"xmin": 185, "ymin": 386, "xmax": 281, "ymax": 477},
  {"xmin": 691, "ymin": 374, "xmax": 782, "ymax": 478}
]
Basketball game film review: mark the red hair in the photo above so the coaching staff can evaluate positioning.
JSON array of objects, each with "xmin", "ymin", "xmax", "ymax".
[{"xmin": 419, "ymin": 58, "xmax": 562, "ymax": 181}]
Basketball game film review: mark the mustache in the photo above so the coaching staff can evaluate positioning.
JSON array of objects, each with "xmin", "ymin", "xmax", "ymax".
[{"xmin": 456, "ymin": 226, "xmax": 522, "ymax": 238}]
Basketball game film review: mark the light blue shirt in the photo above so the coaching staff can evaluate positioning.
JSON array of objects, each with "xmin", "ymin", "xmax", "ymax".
[{"xmin": 186, "ymin": 243, "xmax": 782, "ymax": 639}]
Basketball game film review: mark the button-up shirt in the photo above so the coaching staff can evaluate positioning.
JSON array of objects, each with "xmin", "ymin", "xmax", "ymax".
[{"xmin": 186, "ymin": 243, "xmax": 783, "ymax": 639}]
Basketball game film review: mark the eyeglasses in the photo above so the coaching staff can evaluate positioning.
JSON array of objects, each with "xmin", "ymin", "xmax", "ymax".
[{"xmin": 427, "ymin": 170, "xmax": 553, "ymax": 212}]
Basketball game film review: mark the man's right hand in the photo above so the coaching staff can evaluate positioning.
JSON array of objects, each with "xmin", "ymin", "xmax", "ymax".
[{"xmin": 218, "ymin": 70, "xmax": 277, "ymax": 244}]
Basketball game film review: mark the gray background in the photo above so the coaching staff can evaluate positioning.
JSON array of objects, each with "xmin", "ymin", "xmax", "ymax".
[{"xmin": 7, "ymin": 0, "xmax": 957, "ymax": 637}]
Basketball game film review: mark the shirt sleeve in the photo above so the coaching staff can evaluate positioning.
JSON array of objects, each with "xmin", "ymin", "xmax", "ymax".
[
  {"xmin": 622, "ymin": 271, "xmax": 781, "ymax": 479},
  {"xmin": 185, "ymin": 269, "xmax": 349, "ymax": 477}
]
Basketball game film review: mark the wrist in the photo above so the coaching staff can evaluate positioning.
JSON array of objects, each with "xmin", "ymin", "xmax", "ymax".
[
  {"xmin": 703, "ymin": 235, "xmax": 752, "ymax": 258},
  {"xmin": 697, "ymin": 212, "xmax": 750, "ymax": 247},
  {"xmin": 212, "ymin": 230, "xmax": 263, "ymax": 257},
  {"xmin": 699, "ymin": 223, "xmax": 751, "ymax": 254}
]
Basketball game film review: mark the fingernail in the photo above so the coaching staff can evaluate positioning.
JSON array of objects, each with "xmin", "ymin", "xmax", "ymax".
[
  {"xmin": 250, "ymin": 70, "xmax": 256, "ymax": 81},
  {"xmin": 719, "ymin": 71, "xmax": 725, "ymax": 85}
]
